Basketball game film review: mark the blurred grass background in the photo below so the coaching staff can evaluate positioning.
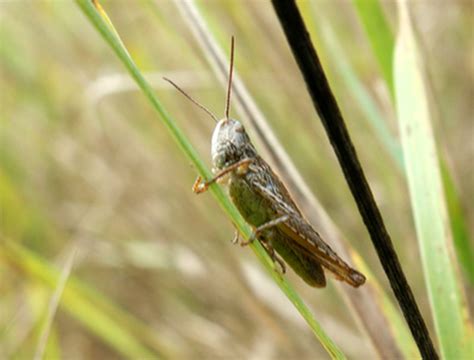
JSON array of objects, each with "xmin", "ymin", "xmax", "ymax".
[{"xmin": 1, "ymin": 0, "xmax": 472, "ymax": 359}]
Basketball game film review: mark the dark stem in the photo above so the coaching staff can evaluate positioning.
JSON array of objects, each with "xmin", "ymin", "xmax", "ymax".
[{"xmin": 270, "ymin": 1, "xmax": 438, "ymax": 359}]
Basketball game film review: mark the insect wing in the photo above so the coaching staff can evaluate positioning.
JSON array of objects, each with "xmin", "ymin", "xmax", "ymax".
[
  {"xmin": 271, "ymin": 235, "xmax": 327, "ymax": 287},
  {"xmin": 249, "ymin": 162, "xmax": 365, "ymax": 287},
  {"xmin": 278, "ymin": 217, "xmax": 365, "ymax": 287}
]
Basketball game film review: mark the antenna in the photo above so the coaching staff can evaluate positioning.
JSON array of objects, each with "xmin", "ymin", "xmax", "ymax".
[
  {"xmin": 224, "ymin": 36, "xmax": 235, "ymax": 120},
  {"xmin": 163, "ymin": 77, "xmax": 218, "ymax": 123}
]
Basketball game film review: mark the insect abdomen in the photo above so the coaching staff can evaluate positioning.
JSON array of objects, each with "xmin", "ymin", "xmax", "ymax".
[{"xmin": 271, "ymin": 232, "xmax": 326, "ymax": 287}]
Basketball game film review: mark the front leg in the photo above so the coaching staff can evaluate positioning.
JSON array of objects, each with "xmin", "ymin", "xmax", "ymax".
[{"xmin": 192, "ymin": 158, "xmax": 254, "ymax": 194}]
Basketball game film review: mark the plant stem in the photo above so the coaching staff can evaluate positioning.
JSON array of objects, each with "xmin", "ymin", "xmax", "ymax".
[{"xmin": 270, "ymin": 1, "xmax": 438, "ymax": 359}]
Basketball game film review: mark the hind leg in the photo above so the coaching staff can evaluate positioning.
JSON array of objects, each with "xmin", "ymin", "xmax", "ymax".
[
  {"xmin": 240, "ymin": 215, "xmax": 289, "ymax": 246},
  {"xmin": 260, "ymin": 240, "xmax": 286, "ymax": 274}
]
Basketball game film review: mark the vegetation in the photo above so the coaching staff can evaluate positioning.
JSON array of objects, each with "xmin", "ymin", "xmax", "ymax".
[{"xmin": 1, "ymin": 1, "xmax": 472, "ymax": 358}]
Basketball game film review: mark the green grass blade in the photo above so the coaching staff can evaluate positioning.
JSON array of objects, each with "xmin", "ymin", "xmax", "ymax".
[
  {"xmin": 33, "ymin": 247, "xmax": 76, "ymax": 360},
  {"xmin": 350, "ymin": 253, "xmax": 419, "ymax": 359},
  {"xmin": 296, "ymin": 5, "xmax": 418, "ymax": 357},
  {"xmin": 27, "ymin": 285, "xmax": 62, "ymax": 360},
  {"xmin": 75, "ymin": 0, "xmax": 346, "ymax": 358},
  {"xmin": 352, "ymin": 0, "xmax": 394, "ymax": 98},
  {"xmin": 351, "ymin": 0, "xmax": 474, "ymax": 286},
  {"xmin": 441, "ymin": 162, "xmax": 474, "ymax": 282},
  {"xmin": 316, "ymin": 18, "xmax": 403, "ymax": 168},
  {"xmin": 394, "ymin": 4, "xmax": 473, "ymax": 359},
  {"xmin": 2, "ymin": 240, "xmax": 159, "ymax": 359},
  {"xmin": 0, "ymin": 169, "xmax": 170, "ymax": 358}
]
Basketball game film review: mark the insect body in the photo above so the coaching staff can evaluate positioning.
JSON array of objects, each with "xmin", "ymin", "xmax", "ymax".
[{"xmin": 165, "ymin": 38, "xmax": 365, "ymax": 288}]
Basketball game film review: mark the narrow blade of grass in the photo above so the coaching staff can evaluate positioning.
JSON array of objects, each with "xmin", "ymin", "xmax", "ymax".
[
  {"xmin": 352, "ymin": 0, "xmax": 394, "ymax": 99},
  {"xmin": 315, "ymin": 15, "xmax": 403, "ymax": 168},
  {"xmin": 0, "ymin": 170, "xmax": 170, "ymax": 358},
  {"xmin": 441, "ymin": 162, "xmax": 474, "ymax": 283},
  {"xmin": 75, "ymin": 0, "xmax": 346, "ymax": 358},
  {"xmin": 27, "ymin": 285, "xmax": 62, "ymax": 360},
  {"xmin": 352, "ymin": 0, "xmax": 474, "ymax": 285},
  {"xmin": 1, "ymin": 240, "xmax": 159, "ymax": 359},
  {"xmin": 394, "ymin": 4, "xmax": 473, "ymax": 359},
  {"xmin": 33, "ymin": 247, "xmax": 76, "ymax": 360},
  {"xmin": 350, "ymin": 253, "xmax": 419, "ymax": 359}
]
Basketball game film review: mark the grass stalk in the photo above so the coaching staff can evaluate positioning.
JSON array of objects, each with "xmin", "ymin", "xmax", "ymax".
[{"xmin": 394, "ymin": 4, "xmax": 473, "ymax": 358}]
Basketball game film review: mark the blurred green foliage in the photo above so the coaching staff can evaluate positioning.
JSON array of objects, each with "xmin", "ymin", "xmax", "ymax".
[{"xmin": 1, "ymin": 1, "xmax": 472, "ymax": 359}]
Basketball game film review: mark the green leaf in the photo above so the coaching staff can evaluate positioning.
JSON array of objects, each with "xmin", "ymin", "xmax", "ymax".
[{"xmin": 394, "ymin": 4, "xmax": 473, "ymax": 359}]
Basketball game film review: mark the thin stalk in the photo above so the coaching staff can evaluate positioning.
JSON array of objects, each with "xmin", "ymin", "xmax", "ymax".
[{"xmin": 271, "ymin": 1, "xmax": 438, "ymax": 358}]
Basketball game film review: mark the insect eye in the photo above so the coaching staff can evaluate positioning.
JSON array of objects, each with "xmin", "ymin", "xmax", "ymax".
[{"xmin": 235, "ymin": 123, "xmax": 244, "ymax": 133}]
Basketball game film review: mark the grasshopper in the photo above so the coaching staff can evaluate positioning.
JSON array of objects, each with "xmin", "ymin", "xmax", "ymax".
[{"xmin": 164, "ymin": 37, "xmax": 365, "ymax": 288}]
